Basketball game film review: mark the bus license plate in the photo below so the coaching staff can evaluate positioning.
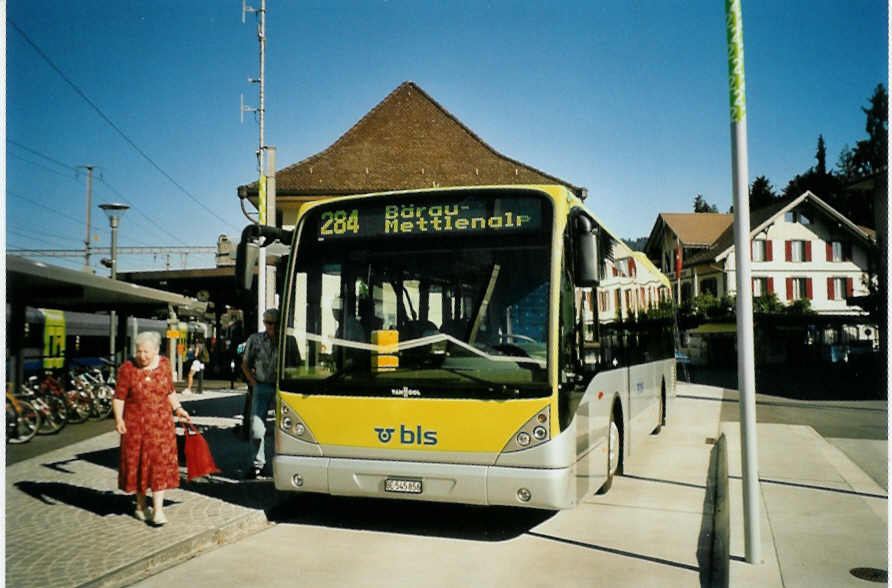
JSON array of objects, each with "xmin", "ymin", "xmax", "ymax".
[{"xmin": 384, "ymin": 478, "xmax": 422, "ymax": 494}]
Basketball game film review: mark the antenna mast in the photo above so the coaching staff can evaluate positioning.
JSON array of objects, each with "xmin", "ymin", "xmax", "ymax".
[
  {"xmin": 242, "ymin": 0, "xmax": 266, "ymax": 186},
  {"xmin": 243, "ymin": 0, "xmax": 270, "ymax": 331}
]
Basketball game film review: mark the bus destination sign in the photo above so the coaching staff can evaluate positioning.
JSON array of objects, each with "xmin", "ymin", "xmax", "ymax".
[{"xmin": 315, "ymin": 196, "xmax": 544, "ymax": 240}]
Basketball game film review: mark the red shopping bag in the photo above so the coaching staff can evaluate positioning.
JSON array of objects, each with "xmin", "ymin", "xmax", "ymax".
[{"xmin": 184, "ymin": 422, "xmax": 220, "ymax": 481}]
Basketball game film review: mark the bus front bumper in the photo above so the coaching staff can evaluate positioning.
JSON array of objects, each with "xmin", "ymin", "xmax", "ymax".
[{"xmin": 272, "ymin": 455, "xmax": 575, "ymax": 510}]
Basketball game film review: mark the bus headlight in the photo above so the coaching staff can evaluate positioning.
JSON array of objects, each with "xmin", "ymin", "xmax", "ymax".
[
  {"xmin": 501, "ymin": 405, "xmax": 551, "ymax": 453},
  {"xmin": 279, "ymin": 399, "xmax": 318, "ymax": 444}
]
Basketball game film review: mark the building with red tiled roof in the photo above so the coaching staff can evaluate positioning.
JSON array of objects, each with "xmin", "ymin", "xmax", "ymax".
[{"xmin": 237, "ymin": 81, "xmax": 585, "ymax": 227}]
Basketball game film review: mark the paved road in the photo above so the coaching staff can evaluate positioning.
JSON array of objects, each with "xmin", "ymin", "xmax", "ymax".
[
  {"xmin": 696, "ymin": 392, "xmax": 887, "ymax": 489},
  {"xmin": 6, "ymin": 417, "xmax": 116, "ymax": 465}
]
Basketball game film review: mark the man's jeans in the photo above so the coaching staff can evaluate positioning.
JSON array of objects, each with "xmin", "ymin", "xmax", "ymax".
[{"xmin": 250, "ymin": 383, "xmax": 276, "ymax": 470}]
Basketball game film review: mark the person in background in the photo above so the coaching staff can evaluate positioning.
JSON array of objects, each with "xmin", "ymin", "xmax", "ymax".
[
  {"xmin": 183, "ymin": 342, "xmax": 209, "ymax": 395},
  {"xmin": 241, "ymin": 308, "xmax": 280, "ymax": 480},
  {"xmin": 113, "ymin": 331, "xmax": 190, "ymax": 526}
]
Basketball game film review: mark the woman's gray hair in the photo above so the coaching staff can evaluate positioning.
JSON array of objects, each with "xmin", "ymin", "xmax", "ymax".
[{"xmin": 134, "ymin": 330, "xmax": 162, "ymax": 352}]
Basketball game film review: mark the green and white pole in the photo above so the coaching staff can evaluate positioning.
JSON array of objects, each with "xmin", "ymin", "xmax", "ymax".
[{"xmin": 726, "ymin": 0, "xmax": 762, "ymax": 564}]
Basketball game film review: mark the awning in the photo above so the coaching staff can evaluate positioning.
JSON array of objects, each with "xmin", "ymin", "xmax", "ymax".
[{"xmin": 6, "ymin": 255, "xmax": 207, "ymax": 316}]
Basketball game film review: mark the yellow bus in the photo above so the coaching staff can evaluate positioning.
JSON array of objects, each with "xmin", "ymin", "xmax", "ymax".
[{"xmin": 238, "ymin": 185, "xmax": 675, "ymax": 509}]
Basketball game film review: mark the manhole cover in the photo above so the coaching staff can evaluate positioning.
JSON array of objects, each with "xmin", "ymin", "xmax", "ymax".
[{"xmin": 850, "ymin": 567, "xmax": 888, "ymax": 583}]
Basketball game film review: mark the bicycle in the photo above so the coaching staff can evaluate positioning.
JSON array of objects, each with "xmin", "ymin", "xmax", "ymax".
[
  {"xmin": 6, "ymin": 387, "xmax": 41, "ymax": 443},
  {"xmin": 20, "ymin": 377, "xmax": 68, "ymax": 435},
  {"xmin": 73, "ymin": 367, "xmax": 115, "ymax": 421},
  {"xmin": 38, "ymin": 371, "xmax": 93, "ymax": 425}
]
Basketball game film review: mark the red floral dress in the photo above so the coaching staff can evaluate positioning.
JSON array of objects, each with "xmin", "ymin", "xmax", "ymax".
[{"xmin": 115, "ymin": 356, "xmax": 180, "ymax": 493}]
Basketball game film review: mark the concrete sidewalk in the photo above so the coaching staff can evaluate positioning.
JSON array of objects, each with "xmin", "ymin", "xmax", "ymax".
[
  {"xmin": 4, "ymin": 383, "xmax": 886, "ymax": 587},
  {"xmin": 5, "ymin": 386, "xmax": 286, "ymax": 588},
  {"xmin": 681, "ymin": 384, "xmax": 888, "ymax": 587}
]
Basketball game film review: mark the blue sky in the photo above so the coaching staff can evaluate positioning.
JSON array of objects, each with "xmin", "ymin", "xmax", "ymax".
[{"xmin": 6, "ymin": 1, "xmax": 887, "ymax": 273}]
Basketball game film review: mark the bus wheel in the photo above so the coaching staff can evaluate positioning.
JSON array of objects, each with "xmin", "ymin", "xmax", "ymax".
[{"xmin": 597, "ymin": 408, "xmax": 622, "ymax": 494}]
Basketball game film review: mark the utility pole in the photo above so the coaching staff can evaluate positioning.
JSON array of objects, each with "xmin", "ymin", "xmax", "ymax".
[{"xmin": 80, "ymin": 165, "xmax": 95, "ymax": 272}]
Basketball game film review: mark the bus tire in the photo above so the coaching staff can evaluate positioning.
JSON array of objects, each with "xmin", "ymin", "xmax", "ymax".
[{"xmin": 597, "ymin": 405, "xmax": 622, "ymax": 494}]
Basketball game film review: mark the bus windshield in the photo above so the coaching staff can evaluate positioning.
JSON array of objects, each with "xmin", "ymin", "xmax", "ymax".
[{"xmin": 280, "ymin": 190, "xmax": 553, "ymax": 399}]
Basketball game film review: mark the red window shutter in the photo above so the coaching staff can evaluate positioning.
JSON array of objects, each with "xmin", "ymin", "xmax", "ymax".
[
  {"xmin": 785, "ymin": 240, "xmax": 792, "ymax": 261},
  {"xmin": 767, "ymin": 277, "xmax": 774, "ymax": 294},
  {"xmin": 805, "ymin": 241, "xmax": 812, "ymax": 261},
  {"xmin": 826, "ymin": 242, "xmax": 833, "ymax": 261},
  {"xmin": 827, "ymin": 277, "xmax": 835, "ymax": 300},
  {"xmin": 846, "ymin": 278, "xmax": 854, "ymax": 298},
  {"xmin": 766, "ymin": 240, "xmax": 773, "ymax": 261},
  {"xmin": 751, "ymin": 277, "xmax": 755, "ymax": 293},
  {"xmin": 786, "ymin": 278, "xmax": 793, "ymax": 299},
  {"xmin": 629, "ymin": 259, "xmax": 636, "ymax": 275},
  {"xmin": 750, "ymin": 241, "xmax": 754, "ymax": 261},
  {"xmin": 806, "ymin": 278, "xmax": 813, "ymax": 300}
]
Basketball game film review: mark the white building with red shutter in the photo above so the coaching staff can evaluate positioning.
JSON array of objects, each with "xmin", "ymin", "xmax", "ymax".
[{"xmin": 643, "ymin": 191, "xmax": 877, "ymax": 316}]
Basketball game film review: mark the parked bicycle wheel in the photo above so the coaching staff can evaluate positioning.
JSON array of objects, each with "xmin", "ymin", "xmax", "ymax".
[
  {"xmin": 90, "ymin": 384, "xmax": 115, "ymax": 420},
  {"xmin": 35, "ymin": 393, "xmax": 68, "ymax": 435},
  {"xmin": 65, "ymin": 387, "xmax": 94, "ymax": 424},
  {"xmin": 7, "ymin": 398, "xmax": 40, "ymax": 444}
]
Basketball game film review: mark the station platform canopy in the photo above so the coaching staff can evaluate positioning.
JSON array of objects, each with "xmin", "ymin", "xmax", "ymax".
[{"xmin": 6, "ymin": 255, "xmax": 207, "ymax": 317}]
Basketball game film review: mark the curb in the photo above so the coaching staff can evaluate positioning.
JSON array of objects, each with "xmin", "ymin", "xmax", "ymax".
[
  {"xmin": 81, "ymin": 509, "xmax": 274, "ymax": 588},
  {"xmin": 709, "ymin": 433, "xmax": 730, "ymax": 588}
]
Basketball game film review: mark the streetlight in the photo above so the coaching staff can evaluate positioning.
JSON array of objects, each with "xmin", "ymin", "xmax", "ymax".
[
  {"xmin": 98, "ymin": 203, "xmax": 129, "ymax": 279},
  {"xmin": 99, "ymin": 202, "xmax": 129, "ymax": 366}
]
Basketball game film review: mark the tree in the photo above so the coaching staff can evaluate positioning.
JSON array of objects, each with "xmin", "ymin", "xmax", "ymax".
[
  {"xmin": 836, "ymin": 145, "xmax": 858, "ymax": 183},
  {"xmin": 852, "ymin": 83, "xmax": 888, "ymax": 177},
  {"xmin": 816, "ymin": 135, "xmax": 827, "ymax": 176},
  {"xmin": 749, "ymin": 176, "xmax": 778, "ymax": 210},
  {"xmin": 693, "ymin": 194, "xmax": 718, "ymax": 213},
  {"xmin": 621, "ymin": 236, "xmax": 648, "ymax": 251},
  {"xmin": 782, "ymin": 136, "xmax": 842, "ymax": 204},
  {"xmin": 837, "ymin": 84, "xmax": 887, "ymax": 181}
]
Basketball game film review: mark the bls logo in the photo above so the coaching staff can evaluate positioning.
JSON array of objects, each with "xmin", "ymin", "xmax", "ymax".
[{"xmin": 374, "ymin": 425, "xmax": 438, "ymax": 446}]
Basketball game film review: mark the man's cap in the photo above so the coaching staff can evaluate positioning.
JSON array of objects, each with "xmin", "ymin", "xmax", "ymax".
[{"xmin": 263, "ymin": 308, "xmax": 280, "ymax": 323}]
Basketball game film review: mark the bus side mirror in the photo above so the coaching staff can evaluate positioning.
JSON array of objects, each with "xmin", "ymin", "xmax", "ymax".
[
  {"xmin": 236, "ymin": 238, "xmax": 259, "ymax": 291},
  {"xmin": 235, "ymin": 224, "xmax": 294, "ymax": 293},
  {"xmin": 574, "ymin": 216, "xmax": 599, "ymax": 287}
]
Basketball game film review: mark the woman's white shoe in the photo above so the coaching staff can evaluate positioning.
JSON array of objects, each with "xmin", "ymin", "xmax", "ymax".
[{"xmin": 152, "ymin": 510, "xmax": 168, "ymax": 526}]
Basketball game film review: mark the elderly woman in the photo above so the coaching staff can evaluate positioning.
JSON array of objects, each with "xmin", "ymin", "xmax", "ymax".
[{"xmin": 113, "ymin": 331, "xmax": 190, "ymax": 525}]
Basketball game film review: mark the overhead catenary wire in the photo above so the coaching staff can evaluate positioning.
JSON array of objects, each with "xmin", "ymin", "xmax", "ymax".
[
  {"xmin": 7, "ymin": 190, "xmax": 108, "ymax": 232},
  {"xmin": 8, "ymin": 19, "xmax": 242, "ymax": 233},
  {"xmin": 95, "ymin": 177, "xmax": 188, "ymax": 245},
  {"xmin": 8, "ymin": 140, "xmax": 189, "ymax": 245},
  {"xmin": 8, "ymin": 227, "xmax": 84, "ymax": 247},
  {"xmin": 7, "ymin": 191, "xmax": 157, "ymax": 249},
  {"xmin": 7, "ymin": 152, "xmax": 83, "ymax": 182},
  {"xmin": 8, "ymin": 139, "xmax": 76, "ymax": 171}
]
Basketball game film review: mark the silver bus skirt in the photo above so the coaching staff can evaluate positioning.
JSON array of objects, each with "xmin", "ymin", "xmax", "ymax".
[{"xmin": 273, "ymin": 455, "xmax": 576, "ymax": 510}]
